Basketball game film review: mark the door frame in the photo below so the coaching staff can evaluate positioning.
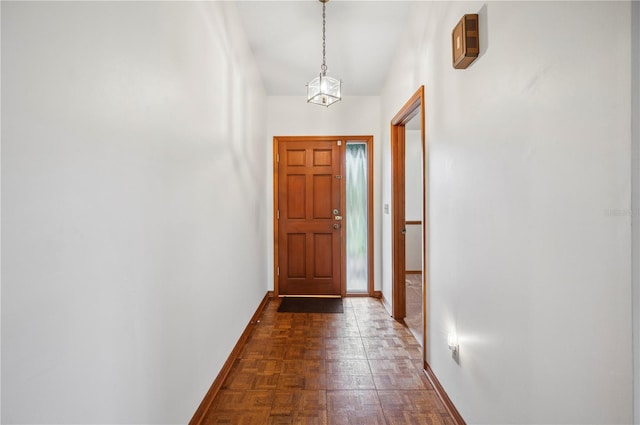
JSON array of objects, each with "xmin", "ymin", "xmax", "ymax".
[
  {"xmin": 390, "ymin": 87, "xmax": 427, "ymax": 354},
  {"xmin": 273, "ymin": 135, "xmax": 374, "ymax": 297}
]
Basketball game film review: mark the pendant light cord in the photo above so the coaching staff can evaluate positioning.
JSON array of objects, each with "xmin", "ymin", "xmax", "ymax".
[{"xmin": 321, "ymin": 1, "xmax": 327, "ymax": 76}]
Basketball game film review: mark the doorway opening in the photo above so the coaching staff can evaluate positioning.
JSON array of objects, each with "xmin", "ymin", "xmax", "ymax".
[
  {"xmin": 390, "ymin": 87, "xmax": 427, "ymax": 355},
  {"xmin": 404, "ymin": 120, "xmax": 424, "ymax": 344}
]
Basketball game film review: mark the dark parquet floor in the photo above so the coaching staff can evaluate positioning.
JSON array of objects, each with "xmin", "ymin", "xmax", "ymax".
[{"xmin": 201, "ymin": 297, "xmax": 455, "ymax": 425}]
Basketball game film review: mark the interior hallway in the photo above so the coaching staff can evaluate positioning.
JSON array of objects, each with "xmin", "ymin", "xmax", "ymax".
[
  {"xmin": 2, "ymin": 2, "xmax": 637, "ymax": 423},
  {"xmin": 201, "ymin": 297, "xmax": 454, "ymax": 425}
]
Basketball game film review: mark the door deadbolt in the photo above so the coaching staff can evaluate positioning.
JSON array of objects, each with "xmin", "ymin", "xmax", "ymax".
[{"xmin": 333, "ymin": 209, "xmax": 340, "ymax": 215}]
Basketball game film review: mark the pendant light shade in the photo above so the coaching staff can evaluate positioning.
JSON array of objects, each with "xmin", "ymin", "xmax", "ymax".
[
  {"xmin": 306, "ymin": 0, "xmax": 341, "ymax": 107},
  {"xmin": 307, "ymin": 74, "xmax": 341, "ymax": 106}
]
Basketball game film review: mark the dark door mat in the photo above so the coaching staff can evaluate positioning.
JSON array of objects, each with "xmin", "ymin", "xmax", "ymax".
[{"xmin": 277, "ymin": 297, "xmax": 344, "ymax": 313}]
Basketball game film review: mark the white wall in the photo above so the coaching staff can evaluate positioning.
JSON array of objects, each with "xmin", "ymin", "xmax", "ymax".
[
  {"xmin": 1, "ymin": 2, "xmax": 267, "ymax": 423},
  {"xmin": 405, "ymin": 129, "xmax": 423, "ymax": 221},
  {"xmin": 632, "ymin": 2, "xmax": 640, "ymax": 423},
  {"xmin": 266, "ymin": 96, "xmax": 382, "ymax": 292},
  {"xmin": 381, "ymin": 1, "xmax": 633, "ymax": 423},
  {"xmin": 405, "ymin": 129, "xmax": 423, "ymax": 271}
]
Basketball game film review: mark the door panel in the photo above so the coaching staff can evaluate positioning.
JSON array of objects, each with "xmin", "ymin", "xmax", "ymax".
[
  {"xmin": 278, "ymin": 140, "xmax": 342, "ymax": 296},
  {"xmin": 287, "ymin": 175, "xmax": 306, "ymax": 218},
  {"xmin": 313, "ymin": 175, "xmax": 332, "ymax": 218},
  {"xmin": 287, "ymin": 234, "xmax": 306, "ymax": 277},
  {"xmin": 313, "ymin": 234, "xmax": 333, "ymax": 277}
]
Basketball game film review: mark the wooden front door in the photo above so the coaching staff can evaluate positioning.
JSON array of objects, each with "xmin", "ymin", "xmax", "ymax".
[{"xmin": 276, "ymin": 138, "xmax": 343, "ymax": 296}]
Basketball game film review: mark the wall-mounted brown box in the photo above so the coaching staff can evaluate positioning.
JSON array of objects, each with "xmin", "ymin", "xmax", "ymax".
[{"xmin": 452, "ymin": 14, "xmax": 479, "ymax": 69}]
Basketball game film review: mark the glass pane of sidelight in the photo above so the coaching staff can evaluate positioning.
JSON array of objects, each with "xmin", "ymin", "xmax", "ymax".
[{"xmin": 346, "ymin": 142, "xmax": 368, "ymax": 293}]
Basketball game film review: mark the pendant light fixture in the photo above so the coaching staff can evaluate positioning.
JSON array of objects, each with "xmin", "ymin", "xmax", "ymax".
[{"xmin": 306, "ymin": 0, "xmax": 342, "ymax": 107}]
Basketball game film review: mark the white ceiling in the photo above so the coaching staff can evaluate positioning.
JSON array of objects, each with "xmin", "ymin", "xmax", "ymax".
[{"xmin": 235, "ymin": 1, "xmax": 414, "ymax": 96}]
